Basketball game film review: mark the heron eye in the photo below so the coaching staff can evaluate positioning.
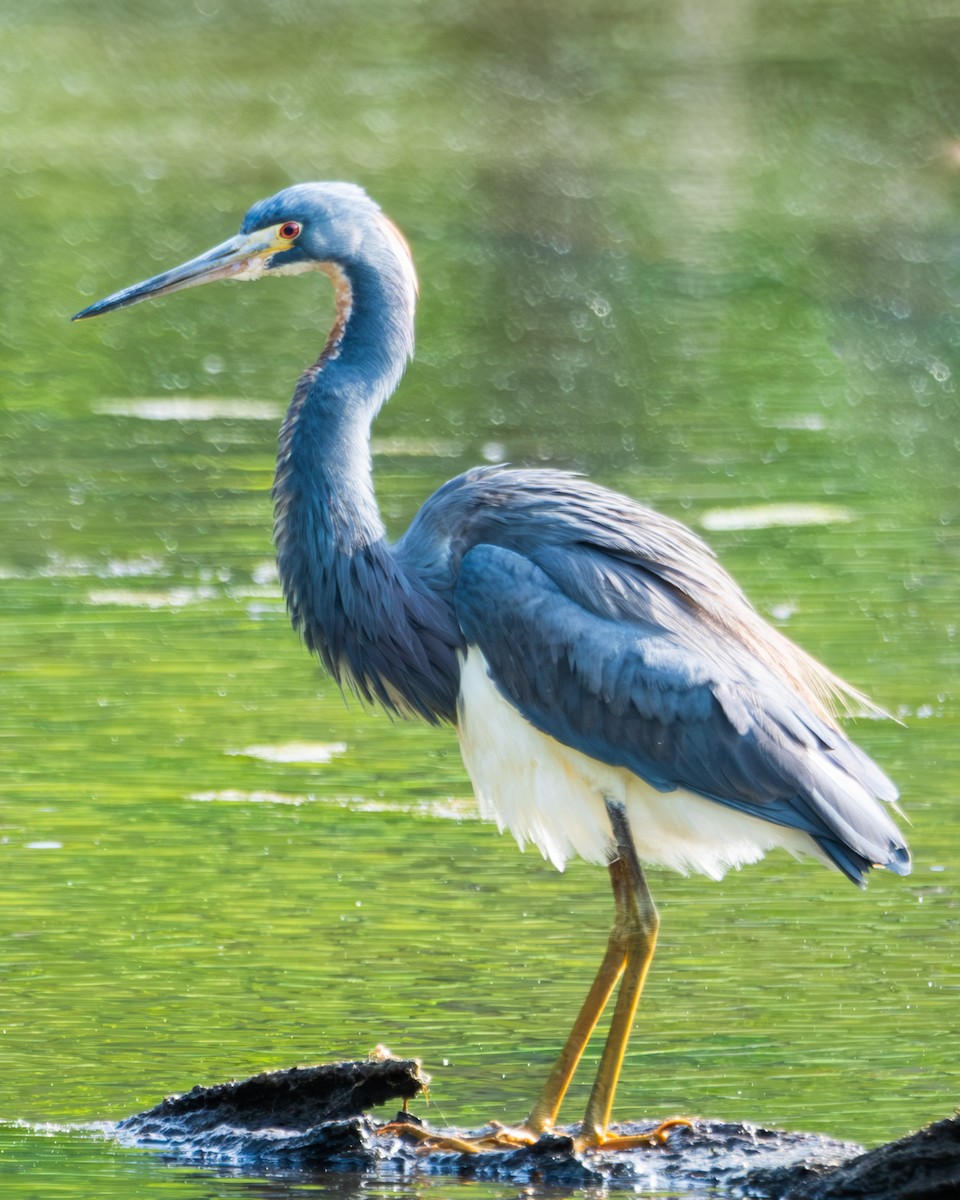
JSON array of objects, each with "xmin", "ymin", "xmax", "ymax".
[{"xmin": 278, "ymin": 221, "xmax": 301, "ymax": 240}]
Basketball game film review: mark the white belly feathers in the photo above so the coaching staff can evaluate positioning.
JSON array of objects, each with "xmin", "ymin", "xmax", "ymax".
[{"xmin": 456, "ymin": 646, "xmax": 820, "ymax": 879}]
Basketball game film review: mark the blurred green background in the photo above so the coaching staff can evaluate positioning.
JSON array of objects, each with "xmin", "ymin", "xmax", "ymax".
[{"xmin": 1, "ymin": 1, "xmax": 959, "ymax": 1196}]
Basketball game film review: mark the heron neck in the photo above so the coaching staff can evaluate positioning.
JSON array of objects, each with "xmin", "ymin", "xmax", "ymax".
[
  {"xmin": 272, "ymin": 251, "xmax": 437, "ymax": 710},
  {"xmin": 275, "ymin": 255, "xmax": 415, "ymax": 552}
]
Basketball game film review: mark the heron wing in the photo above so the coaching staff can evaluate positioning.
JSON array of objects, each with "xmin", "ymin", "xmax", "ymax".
[
  {"xmin": 403, "ymin": 465, "xmax": 874, "ymax": 722},
  {"xmin": 453, "ymin": 542, "xmax": 908, "ymax": 883}
]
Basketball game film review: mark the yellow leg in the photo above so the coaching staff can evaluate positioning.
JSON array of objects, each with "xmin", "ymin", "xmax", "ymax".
[
  {"xmin": 380, "ymin": 798, "xmax": 685, "ymax": 1155},
  {"xmin": 392, "ymin": 896, "xmax": 635, "ymax": 1155},
  {"xmin": 577, "ymin": 799, "xmax": 660, "ymax": 1150},
  {"xmin": 525, "ymin": 856, "xmax": 633, "ymax": 1133}
]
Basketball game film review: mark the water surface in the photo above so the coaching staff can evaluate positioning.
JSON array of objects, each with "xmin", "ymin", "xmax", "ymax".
[{"xmin": 2, "ymin": 1, "xmax": 959, "ymax": 1196}]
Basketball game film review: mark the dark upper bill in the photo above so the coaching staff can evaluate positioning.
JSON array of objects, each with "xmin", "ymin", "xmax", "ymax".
[{"xmin": 72, "ymin": 227, "xmax": 289, "ymax": 321}]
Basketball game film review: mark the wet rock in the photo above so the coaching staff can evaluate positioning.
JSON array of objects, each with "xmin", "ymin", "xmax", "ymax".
[
  {"xmin": 115, "ymin": 1060, "xmax": 424, "ymax": 1142},
  {"xmin": 747, "ymin": 1112, "xmax": 960, "ymax": 1200},
  {"xmin": 111, "ymin": 1059, "xmax": 960, "ymax": 1195},
  {"xmin": 401, "ymin": 1118, "xmax": 857, "ymax": 1192}
]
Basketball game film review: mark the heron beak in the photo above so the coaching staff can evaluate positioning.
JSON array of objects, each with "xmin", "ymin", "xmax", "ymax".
[{"xmin": 72, "ymin": 228, "xmax": 286, "ymax": 321}]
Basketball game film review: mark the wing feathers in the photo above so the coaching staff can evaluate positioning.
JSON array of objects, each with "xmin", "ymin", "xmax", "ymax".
[{"xmin": 455, "ymin": 542, "xmax": 908, "ymax": 883}]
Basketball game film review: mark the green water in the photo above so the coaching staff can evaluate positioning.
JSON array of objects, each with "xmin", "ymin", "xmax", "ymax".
[{"xmin": 2, "ymin": 1, "xmax": 959, "ymax": 1195}]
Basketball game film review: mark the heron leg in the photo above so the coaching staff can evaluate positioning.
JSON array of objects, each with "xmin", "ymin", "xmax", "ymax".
[
  {"xmin": 380, "ymin": 799, "xmax": 679, "ymax": 1156},
  {"xmin": 380, "ymin": 835, "xmax": 639, "ymax": 1155},
  {"xmin": 525, "ymin": 856, "xmax": 631, "ymax": 1133},
  {"xmin": 577, "ymin": 798, "xmax": 663, "ymax": 1150},
  {"xmin": 380, "ymin": 822, "xmax": 636, "ymax": 1153}
]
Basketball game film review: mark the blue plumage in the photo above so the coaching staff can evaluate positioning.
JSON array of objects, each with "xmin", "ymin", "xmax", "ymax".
[
  {"xmin": 74, "ymin": 182, "xmax": 910, "ymax": 1148},
  {"xmin": 434, "ymin": 478, "xmax": 905, "ymax": 885}
]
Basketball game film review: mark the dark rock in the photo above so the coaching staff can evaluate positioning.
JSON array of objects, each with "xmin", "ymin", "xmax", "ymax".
[
  {"xmin": 110, "ymin": 1059, "xmax": 960, "ymax": 1195},
  {"xmin": 747, "ymin": 1112, "xmax": 960, "ymax": 1200},
  {"xmin": 116, "ymin": 1057, "xmax": 427, "ymax": 1142}
]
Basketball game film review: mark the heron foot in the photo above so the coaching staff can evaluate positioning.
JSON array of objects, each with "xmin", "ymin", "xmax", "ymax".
[
  {"xmin": 377, "ymin": 1115, "xmax": 692, "ymax": 1155},
  {"xmin": 576, "ymin": 1115, "xmax": 693, "ymax": 1152},
  {"xmin": 377, "ymin": 1117, "xmax": 542, "ymax": 1153}
]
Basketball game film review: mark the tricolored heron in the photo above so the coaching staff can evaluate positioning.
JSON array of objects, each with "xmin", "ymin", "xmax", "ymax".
[{"xmin": 74, "ymin": 183, "xmax": 909, "ymax": 1151}]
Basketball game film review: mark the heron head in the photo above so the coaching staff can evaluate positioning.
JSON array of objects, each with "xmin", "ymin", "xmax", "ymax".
[{"xmin": 73, "ymin": 182, "xmax": 417, "ymax": 321}]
